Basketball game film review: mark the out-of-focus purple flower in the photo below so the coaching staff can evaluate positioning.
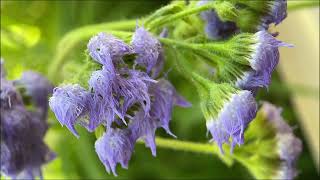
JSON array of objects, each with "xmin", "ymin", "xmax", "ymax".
[
  {"xmin": 14, "ymin": 71, "xmax": 54, "ymax": 119},
  {"xmin": 1, "ymin": 106, "xmax": 55, "ymax": 179},
  {"xmin": 1, "ymin": 59, "xmax": 5, "ymax": 78},
  {"xmin": 49, "ymin": 84, "xmax": 90, "ymax": 137},
  {"xmin": 95, "ymin": 128, "xmax": 135, "ymax": 176},
  {"xmin": 261, "ymin": 101, "xmax": 292, "ymax": 133},
  {"xmin": 131, "ymin": 27, "xmax": 162, "ymax": 73},
  {"xmin": 87, "ymin": 32, "xmax": 133, "ymax": 68},
  {"xmin": 260, "ymin": 0, "xmax": 287, "ymax": 29},
  {"xmin": 277, "ymin": 133, "xmax": 302, "ymax": 165},
  {"xmin": 235, "ymin": 31, "xmax": 292, "ymax": 91},
  {"xmin": 206, "ymin": 90, "xmax": 257, "ymax": 152},
  {"xmin": 1, "ymin": 61, "xmax": 55, "ymax": 179},
  {"xmin": 261, "ymin": 102, "xmax": 302, "ymax": 163},
  {"xmin": 275, "ymin": 163, "xmax": 299, "ymax": 180},
  {"xmin": 0, "ymin": 79, "xmax": 24, "ymax": 109},
  {"xmin": 260, "ymin": 102, "xmax": 302, "ymax": 180},
  {"xmin": 198, "ymin": 0, "xmax": 238, "ymax": 40}
]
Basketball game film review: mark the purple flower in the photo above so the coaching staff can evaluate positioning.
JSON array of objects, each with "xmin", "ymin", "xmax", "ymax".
[
  {"xmin": 129, "ymin": 110, "xmax": 158, "ymax": 156},
  {"xmin": 198, "ymin": 0, "xmax": 238, "ymax": 40},
  {"xmin": 1, "ymin": 58, "xmax": 5, "ymax": 78},
  {"xmin": 0, "ymin": 62, "xmax": 54, "ymax": 179},
  {"xmin": 0, "ymin": 79, "xmax": 24, "ymax": 109},
  {"xmin": 129, "ymin": 79, "xmax": 191, "ymax": 156},
  {"xmin": 1, "ymin": 105, "xmax": 55, "ymax": 179},
  {"xmin": 131, "ymin": 27, "xmax": 162, "ymax": 73},
  {"xmin": 261, "ymin": 101, "xmax": 292, "ymax": 133},
  {"xmin": 88, "ymin": 68, "xmax": 119, "ymax": 126},
  {"xmin": 206, "ymin": 90, "xmax": 257, "ymax": 152},
  {"xmin": 95, "ymin": 128, "xmax": 135, "ymax": 176},
  {"xmin": 117, "ymin": 70, "xmax": 155, "ymax": 118},
  {"xmin": 150, "ymin": 79, "xmax": 191, "ymax": 135},
  {"xmin": 14, "ymin": 71, "xmax": 53, "ymax": 119},
  {"xmin": 277, "ymin": 133, "xmax": 302, "ymax": 165},
  {"xmin": 260, "ymin": 102, "xmax": 302, "ymax": 180},
  {"xmin": 260, "ymin": 0, "xmax": 287, "ymax": 29},
  {"xmin": 235, "ymin": 31, "xmax": 292, "ymax": 91},
  {"xmin": 89, "ymin": 68, "xmax": 155, "ymax": 126},
  {"xmin": 49, "ymin": 84, "xmax": 90, "ymax": 137},
  {"xmin": 275, "ymin": 163, "xmax": 299, "ymax": 180},
  {"xmin": 87, "ymin": 32, "xmax": 133, "ymax": 68}
]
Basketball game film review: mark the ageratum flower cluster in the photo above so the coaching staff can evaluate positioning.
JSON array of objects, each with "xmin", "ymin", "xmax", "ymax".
[
  {"xmin": 261, "ymin": 102, "xmax": 302, "ymax": 179},
  {"xmin": 199, "ymin": 0, "xmax": 288, "ymax": 40},
  {"xmin": 49, "ymin": 27, "xmax": 191, "ymax": 175},
  {"xmin": 0, "ymin": 61, "xmax": 55, "ymax": 179},
  {"xmin": 167, "ymin": 0, "xmax": 291, "ymax": 152},
  {"xmin": 171, "ymin": 30, "xmax": 290, "ymax": 151}
]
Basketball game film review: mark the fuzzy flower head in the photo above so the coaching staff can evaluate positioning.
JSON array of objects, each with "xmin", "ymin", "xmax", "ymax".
[
  {"xmin": 131, "ymin": 27, "xmax": 162, "ymax": 73},
  {"xmin": 87, "ymin": 32, "xmax": 133, "ymax": 69},
  {"xmin": 260, "ymin": 0, "xmax": 287, "ymax": 29},
  {"xmin": 49, "ymin": 84, "xmax": 90, "ymax": 137},
  {"xmin": 243, "ymin": 102, "xmax": 302, "ymax": 180},
  {"xmin": 150, "ymin": 79, "xmax": 191, "ymax": 135},
  {"xmin": 191, "ymin": 73, "xmax": 257, "ymax": 152},
  {"xmin": 203, "ymin": 30, "xmax": 292, "ymax": 92},
  {"xmin": 129, "ymin": 110, "xmax": 158, "ymax": 156},
  {"xmin": 0, "ymin": 79, "xmax": 24, "ymax": 109},
  {"xmin": 1, "ymin": 106, "xmax": 55, "ymax": 179},
  {"xmin": 14, "ymin": 71, "xmax": 53, "ymax": 119},
  {"xmin": 261, "ymin": 102, "xmax": 302, "ymax": 164},
  {"xmin": 88, "ymin": 68, "xmax": 155, "ymax": 127},
  {"xmin": 1, "ymin": 62, "xmax": 55, "ymax": 179},
  {"xmin": 128, "ymin": 79, "xmax": 191, "ymax": 156},
  {"xmin": 95, "ymin": 128, "xmax": 135, "ymax": 176},
  {"xmin": 50, "ymin": 28, "xmax": 191, "ymax": 177}
]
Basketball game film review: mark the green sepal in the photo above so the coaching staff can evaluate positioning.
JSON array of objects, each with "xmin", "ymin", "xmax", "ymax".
[
  {"xmin": 212, "ymin": 0, "xmax": 238, "ymax": 22},
  {"xmin": 191, "ymin": 72, "xmax": 237, "ymax": 120},
  {"xmin": 144, "ymin": 1, "xmax": 186, "ymax": 27}
]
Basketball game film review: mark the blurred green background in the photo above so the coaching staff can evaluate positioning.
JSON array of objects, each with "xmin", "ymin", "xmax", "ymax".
[{"xmin": 1, "ymin": 1, "xmax": 319, "ymax": 179}]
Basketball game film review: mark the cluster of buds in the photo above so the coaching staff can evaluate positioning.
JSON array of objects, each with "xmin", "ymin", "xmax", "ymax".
[{"xmin": 0, "ymin": 60, "xmax": 55, "ymax": 179}]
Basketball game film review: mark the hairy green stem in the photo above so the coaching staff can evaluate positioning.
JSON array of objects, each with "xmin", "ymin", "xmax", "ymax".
[
  {"xmin": 160, "ymin": 37, "xmax": 220, "ymax": 66},
  {"xmin": 288, "ymin": 1, "xmax": 319, "ymax": 11},
  {"xmin": 48, "ymin": 20, "xmax": 135, "ymax": 83},
  {"xmin": 137, "ymin": 137, "xmax": 234, "ymax": 167},
  {"xmin": 144, "ymin": 1, "xmax": 185, "ymax": 27},
  {"xmin": 147, "ymin": 2, "xmax": 223, "ymax": 30}
]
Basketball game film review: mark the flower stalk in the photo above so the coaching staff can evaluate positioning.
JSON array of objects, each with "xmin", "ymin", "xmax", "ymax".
[
  {"xmin": 147, "ymin": 1, "xmax": 237, "ymax": 31},
  {"xmin": 138, "ymin": 137, "xmax": 234, "ymax": 167}
]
